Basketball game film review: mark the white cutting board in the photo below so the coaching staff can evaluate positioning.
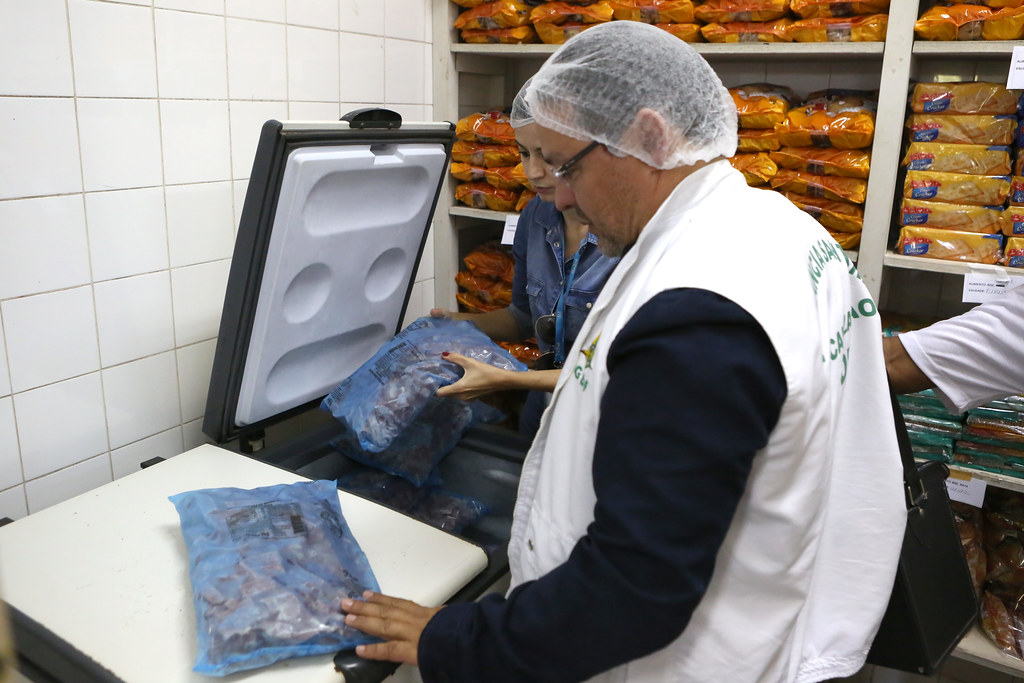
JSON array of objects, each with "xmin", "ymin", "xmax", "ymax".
[{"xmin": 0, "ymin": 444, "xmax": 487, "ymax": 683}]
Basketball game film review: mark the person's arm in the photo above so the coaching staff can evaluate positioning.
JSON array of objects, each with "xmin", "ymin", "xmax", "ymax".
[
  {"xmin": 883, "ymin": 335, "xmax": 935, "ymax": 395},
  {"xmin": 346, "ymin": 289, "xmax": 786, "ymax": 682},
  {"xmin": 429, "ymin": 306, "xmax": 524, "ymax": 341},
  {"xmin": 434, "ymin": 352, "xmax": 559, "ymax": 400}
]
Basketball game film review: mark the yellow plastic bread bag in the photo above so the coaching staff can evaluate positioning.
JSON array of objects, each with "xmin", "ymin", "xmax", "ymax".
[
  {"xmin": 915, "ymin": 4, "xmax": 992, "ymax": 40},
  {"xmin": 910, "ymin": 82, "xmax": 1020, "ymax": 115},
  {"xmin": 903, "ymin": 170, "xmax": 1011, "ymax": 206},
  {"xmin": 829, "ymin": 230, "xmax": 861, "ymax": 250},
  {"xmin": 455, "ymin": 270, "xmax": 512, "ymax": 307},
  {"xmin": 902, "ymin": 142, "xmax": 1012, "ymax": 176},
  {"xmin": 728, "ymin": 152, "xmax": 778, "ymax": 185},
  {"xmin": 485, "ymin": 165, "xmax": 526, "ymax": 191},
  {"xmin": 897, "ymin": 226, "xmax": 1003, "ymax": 263},
  {"xmin": 535, "ymin": 21, "xmax": 597, "ymax": 43},
  {"xmin": 737, "ymin": 128, "xmax": 783, "ymax": 152},
  {"xmin": 787, "ymin": 14, "xmax": 889, "ymax": 41},
  {"xmin": 1002, "ymin": 206, "xmax": 1024, "ymax": 236},
  {"xmin": 983, "ymin": 6, "xmax": 1024, "ymax": 39},
  {"xmin": 515, "ymin": 189, "xmax": 537, "ymax": 212},
  {"xmin": 905, "ymin": 113, "xmax": 1018, "ymax": 145},
  {"xmin": 777, "ymin": 97, "xmax": 876, "ymax": 149},
  {"xmin": 454, "ymin": 182, "xmax": 520, "ymax": 212},
  {"xmin": 460, "ymin": 26, "xmax": 538, "ymax": 43},
  {"xmin": 700, "ymin": 19, "xmax": 793, "ymax": 42},
  {"xmin": 529, "ymin": 1, "xmax": 614, "ymax": 25},
  {"xmin": 769, "ymin": 147, "xmax": 871, "ymax": 178},
  {"xmin": 455, "ymin": 111, "xmax": 516, "ymax": 146},
  {"xmin": 1002, "ymin": 236, "xmax": 1024, "ymax": 267},
  {"xmin": 609, "ymin": 0, "xmax": 695, "ymax": 23},
  {"xmin": 770, "ymin": 168, "xmax": 867, "ymax": 203},
  {"xmin": 452, "ymin": 141, "xmax": 521, "ymax": 168},
  {"xmin": 790, "ymin": 0, "xmax": 890, "ymax": 18},
  {"xmin": 450, "ymin": 162, "xmax": 487, "ymax": 184},
  {"xmin": 1012, "ymin": 176, "xmax": 1024, "ymax": 205},
  {"xmin": 1017, "ymin": 156, "xmax": 1024, "ymax": 176},
  {"xmin": 783, "ymin": 191, "xmax": 864, "ymax": 233},
  {"xmin": 656, "ymin": 22, "xmax": 703, "ymax": 40},
  {"xmin": 730, "ymin": 83, "xmax": 798, "ymax": 129},
  {"xmin": 454, "ymin": 0, "xmax": 533, "ymax": 29},
  {"xmin": 986, "ymin": 0, "xmax": 1024, "ymax": 8},
  {"xmin": 900, "ymin": 198, "xmax": 1003, "ymax": 233},
  {"xmin": 694, "ymin": 0, "xmax": 790, "ymax": 23}
]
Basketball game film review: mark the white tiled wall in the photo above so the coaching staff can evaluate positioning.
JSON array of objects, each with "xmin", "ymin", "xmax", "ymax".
[{"xmin": 0, "ymin": 0, "xmax": 434, "ymax": 519}]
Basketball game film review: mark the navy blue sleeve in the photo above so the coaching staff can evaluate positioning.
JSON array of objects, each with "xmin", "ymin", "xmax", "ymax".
[{"xmin": 417, "ymin": 288, "xmax": 787, "ymax": 683}]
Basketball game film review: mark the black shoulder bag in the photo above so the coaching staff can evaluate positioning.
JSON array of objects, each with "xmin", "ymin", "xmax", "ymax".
[{"xmin": 866, "ymin": 386, "xmax": 979, "ymax": 675}]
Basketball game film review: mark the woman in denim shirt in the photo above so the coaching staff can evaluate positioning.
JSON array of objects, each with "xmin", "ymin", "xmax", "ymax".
[{"xmin": 432, "ymin": 81, "xmax": 619, "ymax": 436}]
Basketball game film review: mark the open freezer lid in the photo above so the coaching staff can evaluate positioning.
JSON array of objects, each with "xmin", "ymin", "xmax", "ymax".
[{"xmin": 204, "ymin": 113, "xmax": 455, "ymax": 444}]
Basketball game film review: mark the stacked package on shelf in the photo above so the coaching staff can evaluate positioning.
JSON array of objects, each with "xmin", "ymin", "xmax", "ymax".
[
  {"xmin": 898, "ymin": 389, "xmax": 964, "ymax": 463},
  {"xmin": 1003, "ymin": 116, "xmax": 1024, "ymax": 266},
  {"xmin": 956, "ymin": 397, "xmax": 1024, "ymax": 476},
  {"xmin": 697, "ymin": 0, "xmax": 793, "ymax": 42},
  {"xmin": 528, "ymin": 1, "xmax": 614, "ymax": 44},
  {"xmin": 452, "ymin": 110, "xmax": 530, "ymax": 212},
  {"xmin": 896, "ymin": 81, "xmax": 1022, "ymax": 265},
  {"xmin": 915, "ymin": 2, "xmax": 1024, "ymax": 42},
  {"xmin": 729, "ymin": 83, "xmax": 790, "ymax": 188},
  {"xmin": 452, "ymin": 0, "xmax": 538, "ymax": 44},
  {"xmin": 607, "ymin": 0, "xmax": 702, "ymax": 41},
  {"xmin": 979, "ymin": 487, "xmax": 1024, "ymax": 660}
]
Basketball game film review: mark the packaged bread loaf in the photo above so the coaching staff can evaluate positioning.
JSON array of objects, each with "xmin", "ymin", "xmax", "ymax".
[
  {"xmin": 789, "ymin": 0, "xmax": 890, "ymax": 18},
  {"xmin": 452, "ymin": 0, "xmax": 490, "ymax": 7},
  {"xmin": 730, "ymin": 83, "xmax": 798, "ymax": 129},
  {"xmin": 737, "ymin": 128, "xmax": 783, "ymax": 152},
  {"xmin": 454, "ymin": 182, "xmax": 520, "ymax": 212},
  {"xmin": 770, "ymin": 168, "xmax": 867, "ymax": 203},
  {"xmin": 983, "ymin": 6, "xmax": 1024, "ymax": 39},
  {"xmin": 728, "ymin": 152, "xmax": 778, "ymax": 185},
  {"xmin": 460, "ymin": 26, "xmax": 537, "ymax": 43},
  {"xmin": 1003, "ymin": 236, "xmax": 1024, "ymax": 266},
  {"xmin": 515, "ymin": 189, "xmax": 536, "ymax": 212},
  {"xmin": 905, "ymin": 113, "xmax": 1018, "ymax": 145},
  {"xmin": 452, "ymin": 141, "xmax": 521, "ymax": 168},
  {"xmin": 897, "ymin": 225, "xmax": 1003, "ymax": 263},
  {"xmin": 454, "ymin": 0, "xmax": 533, "ymax": 29},
  {"xmin": 777, "ymin": 92, "xmax": 876, "ymax": 149},
  {"xmin": 700, "ymin": 19, "xmax": 793, "ymax": 42},
  {"xmin": 903, "ymin": 170, "xmax": 1011, "ymax": 206},
  {"xmin": 1002, "ymin": 206, "xmax": 1024, "ymax": 236},
  {"xmin": 783, "ymin": 191, "xmax": 864, "ymax": 233},
  {"xmin": 609, "ymin": 0, "xmax": 694, "ymax": 23},
  {"xmin": 769, "ymin": 147, "xmax": 871, "ymax": 178},
  {"xmin": 829, "ymin": 230, "xmax": 861, "ymax": 250},
  {"xmin": 456, "ymin": 111, "xmax": 516, "ymax": 146},
  {"xmin": 450, "ymin": 162, "xmax": 487, "ymax": 183},
  {"xmin": 900, "ymin": 198, "xmax": 1003, "ymax": 233},
  {"xmin": 529, "ymin": 1, "xmax": 614, "ymax": 25},
  {"xmin": 787, "ymin": 14, "xmax": 889, "ymax": 42},
  {"xmin": 463, "ymin": 242, "xmax": 515, "ymax": 284},
  {"xmin": 693, "ymin": 0, "xmax": 790, "ymax": 23},
  {"xmin": 455, "ymin": 270, "xmax": 512, "ymax": 307},
  {"xmin": 902, "ymin": 142, "xmax": 1012, "ymax": 175},
  {"xmin": 915, "ymin": 4, "xmax": 992, "ymax": 40},
  {"xmin": 485, "ymin": 165, "xmax": 526, "ymax": 191},
  {"xmin": 535, "ymin": 21, "xmax": 596, "ymax": 43},
  {"xmin": 910, "ymin": 82, "xmax": 1020, "ymax": 115},
  {"xmin": 656, "ymin": 22, "xmax": 703, "ymax": 40},
  {"xmin": 1012, "ymin": 176, "xmax": 1024, "ymax": 204}
]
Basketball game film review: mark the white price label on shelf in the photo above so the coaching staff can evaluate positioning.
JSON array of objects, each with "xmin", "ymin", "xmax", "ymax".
[
  {"xmin": 962, "ymin": 272, "xmax": 1024, "ymax": 304},
  {"xmin": 1008, "ymin": 45, "xmax": 1024, "ymax": 89},
  {"xmin": 945, "ymin": 470, "xmax": 986, "ymax": 508},
  {"xmin": 501, "ymin": 214, "xmax": 519, "ymax": 246}
]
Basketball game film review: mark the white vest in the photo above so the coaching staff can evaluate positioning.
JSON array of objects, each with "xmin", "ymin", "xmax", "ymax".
[{"xmin": 507, "ymin": 161, "xmax": 906, "ymax": 683}]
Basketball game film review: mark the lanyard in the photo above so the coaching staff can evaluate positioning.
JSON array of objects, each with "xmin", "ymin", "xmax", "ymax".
[{"xmin": 553, "ymin": 239, "xmax": 585, "ymax": 367}]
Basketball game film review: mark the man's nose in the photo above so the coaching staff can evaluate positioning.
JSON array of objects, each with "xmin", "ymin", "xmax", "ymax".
[{"xmin": 554, "ymin": 181, "xmax": 577, "ymax": 213}]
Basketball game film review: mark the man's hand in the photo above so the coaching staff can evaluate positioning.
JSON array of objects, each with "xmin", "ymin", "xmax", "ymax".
[{"xmin": 342, "ymin": 591, "xmax": 443, "ymax": 666}]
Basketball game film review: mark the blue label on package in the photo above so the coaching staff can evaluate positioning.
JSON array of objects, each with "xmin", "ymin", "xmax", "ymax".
[
  {"xmin": 912, "ymin": 187, "xmax": 938, "ymax": 199},
  {"xmin": 903, "ymin": 213, "xmax": 928, "ymax": 225},
  {"xmin": 912, "ymin": 129, "xmax": 938, "ymax": 142},
  {"xmin": 908, "ymin": 159, "xmax": 931, "ymax": 170}
]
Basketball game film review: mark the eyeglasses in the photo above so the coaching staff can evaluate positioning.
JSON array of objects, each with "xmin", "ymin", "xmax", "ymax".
[{"xmin": 551, "ymin": 141, "xmax": 601, "ymax": 181}]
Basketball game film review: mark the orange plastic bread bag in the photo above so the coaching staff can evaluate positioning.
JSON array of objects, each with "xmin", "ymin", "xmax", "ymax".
[
  {"xmin": 609, "ymin": 0, "xmax": 695, "ymax": 23},
  {"xmin": 461, "ymin": 26, "xmax": 538, "ymax": 43},
  {"xmin": 983, "ymin": 6, "xmax": 1024, "ymax": 39},
  {"xmin": 455, "ymin": 270, "xmax": 513, "ymax": 306},
  {"xmin": 900, "ymin": 198, "xmax": 1003, "ymax": 233},
  {"xmin": 902, "ymin": 142, "xmax": 1012, "ymax": 176},
  {"xmin": 485, "ymin": 165, "xmax": 525, "ymax": 191},
  {"xmin": 730, "ymin": 83, "xmax": 798, "ymax": 129},
  {"xmin": 464, "ymin": 243, "xmax": 515, "ymax": 284},
  {"xmin": 783, "ymin": 191, "xmax": 864, "ymax": 233},
  {"xmin": 905, "ymin": 114, "xmax": 1018, "ymax": 145},
  {"xmin": 454, "ymin": 0, "xmax": 533, "ymax": 29},
  {"xmin": 515, "ymin": 189, "xmax": 537, "ymax": 211},
  {"xmin": 897, "ymin": 226, "xmax": 1003, "ymax": 264},
  {"xmin": 728, "ymin": 152, "xmax": 779, "ymax": 185},
  {"xmin": 787, "ymin": 14, "xmax": 888, "ymax": 41},
  {"xmin": 456, "ymin": 111, "xmax": 516, "ymax": 146},
  {"xmin": 450, "ymin": 162, "xmax": 487, "ymax": 183},
  {"xmin": 987, "ymin": 0, "xmax": 1024, "ymax": 8},
  {"xmin": 915, "ymin": 4, "xmax": 992, "ymax": 40},
  {"xmin": 777, "ymin": 97, "xmax": 876, "ymax": 149},
  {"xmin": 694, "ymin": 0, "xmax": 790, "ymax": 23},
  {"xmin": 700, "ymin": 18, "xmax": 793, "ymax": 42},
  {"xmin": 457, "ymin": 290, "xmax": 505, "ymax": 313},
  {"xmin": 452, "ymin": 0, "xmax": 491, "ymax": 7},
  {"xmin": 789, "ymin": 0, "xmax": 890, "ymax": 18},
  {"xmin": 910, "ymin": 82, "xmax": 1020, "ymax": 115},
  {"xmin": 770, "ymin": 168, "xmax": 867, "ymax": 203},
  {"xmin": 769, "ymin": 147, "xmax": 871, "ymax": 178},
  {"xmin": 499, "ymin": 340, "xmax": 544, "ymax": 366},
  {"xmin": 903, "ymin": 170, "xmax": 1011, "ymax": 206},
  {"xmin": 452, "ymin": 140, "xmax": 521, "ymax": 168},
  {"xmin": 529, "ymin": 1, "xmax": 614, "ymax": 25},
  {"xmin": 656, "ymin": 23, "xmax": 703, "ymax": 40},
  {"xmin": 737, "ymin": 128, "xmax": 783, "ymax": 152},
  {"xmin": 535, "ymin": 21, "xmax": 597, "ymax": 43},
  {"xmin": 454, "ymin": 182, "xmax": 520, "ymax": 212}
]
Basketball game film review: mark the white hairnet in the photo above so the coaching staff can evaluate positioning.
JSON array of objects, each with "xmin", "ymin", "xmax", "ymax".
[
  {"xmin": 525, "ymin": 22, "xmax": 738, "ymax": 169},
  {"xmin": 510, "ymin": 77, "xmax": 534, "ymax": 129}
]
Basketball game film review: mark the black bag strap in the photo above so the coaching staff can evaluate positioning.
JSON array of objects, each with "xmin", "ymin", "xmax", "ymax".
[{"xmin": 888, "ymin": 384, "xmax": 929, "ymax": 511}]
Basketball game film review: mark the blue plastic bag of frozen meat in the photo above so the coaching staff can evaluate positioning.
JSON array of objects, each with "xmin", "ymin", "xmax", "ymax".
[
  {"xmin": 169, "ymin": 479, "xmax": 379, "ymax": 676},
  {"xmin": 321, "ymin": 316, "xmax": 525, "ymax": 453}
]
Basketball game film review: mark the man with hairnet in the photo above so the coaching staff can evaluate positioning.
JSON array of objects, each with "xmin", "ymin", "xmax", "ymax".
[{"xmin": 343, "ymin": 21, "xmax": 907, "ymax": 683}]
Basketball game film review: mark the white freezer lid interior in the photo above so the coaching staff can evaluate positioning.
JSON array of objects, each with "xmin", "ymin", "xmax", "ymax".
[{"xmin": 235, "ymin": 140, "xmax": 447, "ymax": 427}]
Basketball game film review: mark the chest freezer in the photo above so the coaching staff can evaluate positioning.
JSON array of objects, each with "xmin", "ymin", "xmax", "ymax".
[{"xmin": 0, "ymin": 112, "xmax": 530, "ymax": 683}]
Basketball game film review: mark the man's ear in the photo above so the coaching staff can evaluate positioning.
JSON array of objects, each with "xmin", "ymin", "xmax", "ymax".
[{"xmin": 620, "ymin": 108, "xmax": 672, "ymax": 167}]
